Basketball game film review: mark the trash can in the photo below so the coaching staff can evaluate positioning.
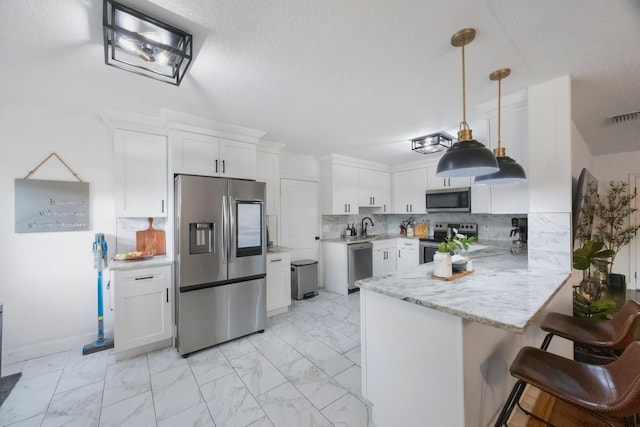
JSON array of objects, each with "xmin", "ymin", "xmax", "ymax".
[{"xmin": 291, "ymin": 259, "xmax": 318, "ymax": 300}]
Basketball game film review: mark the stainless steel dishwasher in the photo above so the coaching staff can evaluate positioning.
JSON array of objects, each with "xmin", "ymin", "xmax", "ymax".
[{"xmin": 347, "ymin": 242, "xmax": 373, "ymax": 293}]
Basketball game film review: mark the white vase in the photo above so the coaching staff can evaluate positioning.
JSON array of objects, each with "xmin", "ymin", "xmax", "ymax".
[{"xmin": 433, "ymin": 252, "xmax": 452, "ymax": 278}]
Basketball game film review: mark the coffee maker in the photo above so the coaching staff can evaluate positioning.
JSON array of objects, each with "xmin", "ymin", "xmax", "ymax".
[
  {"xmin": 510, "ymin": 217, "xmax": 528, "ymax": 244},
  {"xmin": 510, "ymin": 218, "xmax": 527, "ymax": 254}
]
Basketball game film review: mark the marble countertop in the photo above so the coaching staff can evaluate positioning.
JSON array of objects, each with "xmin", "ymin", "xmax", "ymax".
[
  {"xmin": 322, "ymin": 234, "xmax": 423, "ymax": 243},
  {"xmin": 109, "ymin": 255, "xmax": 173, "ymax": 271},
  {"xmin": 355, "ymin": 246, "xmax": 569, "ymax": 333}
]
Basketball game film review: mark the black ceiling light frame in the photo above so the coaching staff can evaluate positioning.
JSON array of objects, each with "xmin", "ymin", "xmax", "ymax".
[
  {"xmin": 411, "ymin": 132, "xmax": 454, "ymax": 155},
  {"xmin": 436, "ymin": 28, "xmax": 499, "ymax": 178},
  {"xmin": 474, "ymin": 68, "xmax": 527, "ymax": 185},
  {"xmin": 103, "ymin": 0, "xmax": 193, "ymax": 86}
]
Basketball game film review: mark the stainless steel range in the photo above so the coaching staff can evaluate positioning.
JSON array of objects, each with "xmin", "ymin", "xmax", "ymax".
[{"xmin": 419, "ymin": 222, "xmax": 478, "ymax": 264}]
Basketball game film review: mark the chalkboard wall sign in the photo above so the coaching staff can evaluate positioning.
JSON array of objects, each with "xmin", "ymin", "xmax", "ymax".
[{"xmin": 15, "ymin": 179, "xmax": 90, "ymax": 233}]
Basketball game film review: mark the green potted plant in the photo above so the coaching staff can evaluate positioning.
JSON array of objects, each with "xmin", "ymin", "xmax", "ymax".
[
  {"xmin": 572, "ymin": 240, "xmax": 616, "ymax": 319},
  {"xmin": 592, "ymin": 181, "xmax": 640, "ymax": 282}
]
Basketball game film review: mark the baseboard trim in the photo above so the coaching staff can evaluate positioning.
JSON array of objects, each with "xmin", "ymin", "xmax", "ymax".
[{"xmin": 4, "ymin": 330, "xmax": 115, "ymax": 364}]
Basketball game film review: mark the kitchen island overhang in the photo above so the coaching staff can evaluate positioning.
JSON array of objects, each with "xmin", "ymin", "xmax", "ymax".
[{"xmin": 357, "ymin": 247, "xmax": 572, "ymax": 427}]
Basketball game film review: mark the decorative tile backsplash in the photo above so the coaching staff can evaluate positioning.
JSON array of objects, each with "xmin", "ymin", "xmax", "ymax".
[
  {"xmin": 322, "ymin": 213, "xmax": 521, "ymax": 241},
  {"xmin": 527, "ymin": 212, "xmax": 571, "ymax": 272}
]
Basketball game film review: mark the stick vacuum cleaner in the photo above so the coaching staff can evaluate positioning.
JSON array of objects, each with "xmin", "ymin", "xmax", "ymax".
[{"xmin": 83, "ymin": 233, "xmax": 114, "ymax": 355}]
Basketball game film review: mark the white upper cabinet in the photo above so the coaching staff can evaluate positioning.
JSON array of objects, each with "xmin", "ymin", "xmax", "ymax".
[
  {"xmin": 219, "ymin": 138, "xmax": 257, "ymax": 180},
  {"xmin": 114, "ymin": 129, "xmax": 168, "ymax": 218},
  {"xmin": 392, "ymin": 168, "xmax": 428, "ymax": 214},
  {"xmin": 321, "ymin": 163, "xmax": 359, "ymax": 215},
  {"xmin": 358, "ymin": 169, "xmax": 391, "ymax": 211},
  {"xmin": 172, "ymin": 131, "xmax": 257, "ymax": 180},
  {"xmin": 172, "ymin": 132, "xmax": 219, "ymax": 176},
  {"xmin": 426, "ymin": 166, "xmax": 470, "ymax": 190}
]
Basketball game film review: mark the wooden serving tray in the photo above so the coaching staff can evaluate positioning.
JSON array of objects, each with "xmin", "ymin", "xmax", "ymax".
[{"xmin": 432, "ymin": 270, "xmax": 474, "ymax": 281}]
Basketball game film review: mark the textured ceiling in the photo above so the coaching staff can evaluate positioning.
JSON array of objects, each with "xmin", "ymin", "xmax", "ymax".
[{"xmin": 1, "ymin": 0, "xmax": 639, "ymax": 164}]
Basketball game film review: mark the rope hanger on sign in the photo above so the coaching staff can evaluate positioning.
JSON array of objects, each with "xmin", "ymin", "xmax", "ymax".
[{"xmin": 23, "ymin": 152, "xmax": 84, "ymax": 182}]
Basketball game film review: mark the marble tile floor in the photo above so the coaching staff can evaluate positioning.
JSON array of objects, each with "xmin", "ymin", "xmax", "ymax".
[{"xmin": 0, "ymin": 290, "xmax": 372, "ymax": 427}]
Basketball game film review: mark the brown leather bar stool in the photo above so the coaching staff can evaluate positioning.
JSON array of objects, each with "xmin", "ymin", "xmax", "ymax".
[
  {"xmin": 494, "ymin": 341, "xmax": 640, "ymax": 427},
  {"xmin": 539, "ymin": 299, "xmax": 640, "ymax": 355}
]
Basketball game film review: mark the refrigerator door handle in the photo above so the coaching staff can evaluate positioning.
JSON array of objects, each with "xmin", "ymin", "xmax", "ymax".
[
  {"xmin": 228, "ymin": 196, "xmax": 235, "ymax": 264},
  {"xmin": 222, "ymin": 195, "xmax": 228, "ymax": 265}
]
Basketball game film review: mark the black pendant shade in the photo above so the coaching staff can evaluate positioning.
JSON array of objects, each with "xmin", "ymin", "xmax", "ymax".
[
  {"xmin": 473, "ymin": 155, "xmax": 526, "ymax": 184},
  {"xmin": 436, "ymin": 139, "xmax": 499, "ymax": 178},
  {"xmin": 474, "ymin": 67, "xmax": 527, "ymax": 185},
  {"xmin": 436, "ymin": 28, "xmax": 499, "ymax": 178}
]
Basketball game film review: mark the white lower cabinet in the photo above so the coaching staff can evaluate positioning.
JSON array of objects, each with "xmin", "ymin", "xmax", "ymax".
[
  {"xmin": 372, "ymin": 239, "xmax": 397, "ymax": 277},
  {"xmin": 267, "ymin": 252, "xmax": 291, "ymax": 316},
  {"xmin": 113, "ymin": 264, "xmax": 172, "ymax": 360},
  {"xmin": 396, "ymin": 239, "xmax": 419, "ymax": 271}
]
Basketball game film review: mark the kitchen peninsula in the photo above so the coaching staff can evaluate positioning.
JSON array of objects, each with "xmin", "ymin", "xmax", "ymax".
[{"xmin": 356, "ymin": 245, "xmax": 572, "ymax": 427}]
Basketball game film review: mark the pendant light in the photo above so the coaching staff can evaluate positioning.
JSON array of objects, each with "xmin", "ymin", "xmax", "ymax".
[
  {"xmin": 436, "ymin": 28, "xmax": 499, "ymax": 178},
  {"xmin": 474, "ymin": 68, "xmax": 527, "ymax": 185}
]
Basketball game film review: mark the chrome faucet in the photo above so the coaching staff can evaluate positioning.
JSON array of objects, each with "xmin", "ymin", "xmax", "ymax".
[{"xmin": 361, "ymin": 217, "xmax": 374, "ymax": 237}]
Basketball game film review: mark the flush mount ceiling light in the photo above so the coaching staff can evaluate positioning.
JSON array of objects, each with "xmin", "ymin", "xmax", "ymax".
[
  {"xmin": 436, "ymin": 28, "xmax": 499, "ymax": 178},
  {"xmin": 475, "ymin": 68, "xmax": 527, "ymax": 185},
  {"xmin": 103, "ymin": 0, "xmax": 193, "ymax": 85},
  {"xmin": 411, "ymin": 132, "xmax": 454, "ymax": 155}
]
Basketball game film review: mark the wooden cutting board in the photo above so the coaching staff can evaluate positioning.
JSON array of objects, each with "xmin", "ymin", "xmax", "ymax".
[{"xmin": 136, "ymin": 218, "xmax": 166, "ymax": 255}]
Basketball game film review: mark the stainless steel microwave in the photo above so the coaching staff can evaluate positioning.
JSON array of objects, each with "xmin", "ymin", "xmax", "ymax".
[{"xmin": 425, "ymin": 187, "xmax": 471, "ymax": 212}]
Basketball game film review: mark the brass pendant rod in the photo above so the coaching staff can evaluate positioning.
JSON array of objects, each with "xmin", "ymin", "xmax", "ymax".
[
  {"xmin": 461, "ymin": 43, "xmax": 467, "ymax": 127},
  {"xmin": 497, "ymin": 77, "xmax": 502, "ymax": 150}
]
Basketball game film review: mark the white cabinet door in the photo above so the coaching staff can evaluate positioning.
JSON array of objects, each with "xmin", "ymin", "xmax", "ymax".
[
  {"xmin": 267, "ymin": 252, "xmax": 291, "ymax": 316},
  {"xmin": 358, "ymin": 169, "xmax": 386, "ymax": 207},
  {"xmin": 397, "ymin": 239, "xmax": 419, "ymax": 271},
  {"xmin": 329, "ymin": 164, "xmax": 359, "ymax": 214},
  {"xmin": 219, "ymin": 138, "xmax": 257, "ymax": 180},
  {"xmin": 172, "ymin": 133, "xmax": 257, "ymax": 180},
  {"xmin": 372, "ymin": 239, "xmax": 397, "ymax": 277},
  {"xmin": 392, "ymin": 170, "xmax": 412, "ymax": 214},
  {"xmin": 114, "ymin": 265, "xmax": 172, "ymax": 355},
  {"xmin": 409, "ymin": 168, "xmax": 428, "ymax": 214},
  {"xmin": 379, "ymin": 171, "xmax": 392, "ymax": 214},
  {"xmin": 172, "ymin": 132, "xmax": 219, "ymax": 176},
  {"xmin": 382, "ymin": 247, "xmax": 398, "ymax": 274},
  {"xmin": 393, "ymin": 168, "xmax": 428, "ymax": 214},
  {"xmin": 427, "ymin": 165, "xmax": 471, "ymax": 190},
  {"xmin": 256, "ymin": 151, "xmax": 280, "ymax": 215},
  {"xmin": 114, "ymin": 129, "xmax": 168, "ymax": 217}
]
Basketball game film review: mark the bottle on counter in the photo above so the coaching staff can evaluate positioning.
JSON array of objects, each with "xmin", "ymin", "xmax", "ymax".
[{"xmin": 346, "ymin": 224, "xmax": 353, "ymax": 236}]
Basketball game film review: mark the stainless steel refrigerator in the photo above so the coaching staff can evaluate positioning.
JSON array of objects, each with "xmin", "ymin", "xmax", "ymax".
[{"xmin": 175, "ymin": 174, "xmax": 267, "ymax": 356}]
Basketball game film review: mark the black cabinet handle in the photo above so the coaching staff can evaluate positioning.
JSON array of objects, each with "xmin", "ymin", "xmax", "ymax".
[
  {"xmin": 215, "ymin": 159, "xmax": 218, "ymax": 173},
  {"xmin": 166, "ymin": 288, "xmax": 169, "ymax": 303},
  {"xmin": 135, "ymin": 275, "xmax": 153, "ymax": 281},
  {"xmin": 222, "ymin": 160, "xmax": 226, "ymax": 173}
]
